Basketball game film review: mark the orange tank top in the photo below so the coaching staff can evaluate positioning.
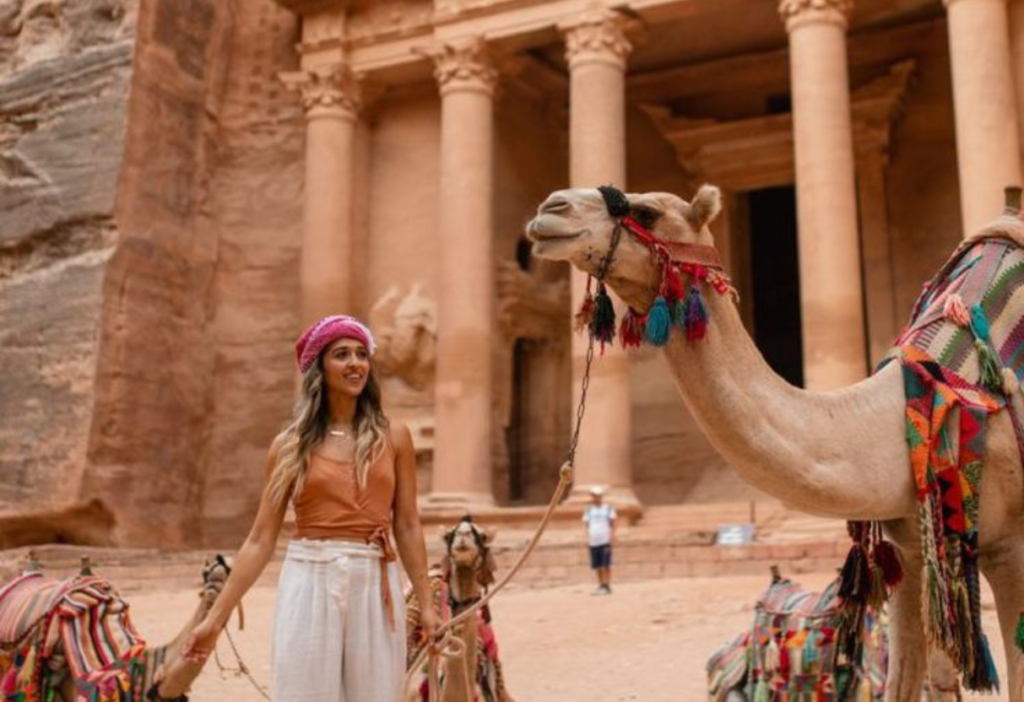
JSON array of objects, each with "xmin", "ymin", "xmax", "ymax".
[{"xmin": 294, "ymin": 440, "xmax": 396, "ymax": 542}]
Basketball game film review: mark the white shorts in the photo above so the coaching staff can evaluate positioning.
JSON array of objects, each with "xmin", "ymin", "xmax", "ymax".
[{"xmin": 271, "ymin": 539, "xmax": 407, "ymax": 702}]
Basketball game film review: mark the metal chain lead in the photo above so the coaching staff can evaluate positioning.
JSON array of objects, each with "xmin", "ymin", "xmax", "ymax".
[
  {"xmin": 567, "ymin": 332, "xmax": 596, "ymax": 467},
  {"xmin": 567, "ymin": 219, "xmax": 622, "ymax": 468}
]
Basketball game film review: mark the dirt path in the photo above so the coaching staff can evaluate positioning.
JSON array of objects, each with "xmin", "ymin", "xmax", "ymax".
[{"xmin": 129, "ymin": 572, "xmax": 1007, "ymax": 702}]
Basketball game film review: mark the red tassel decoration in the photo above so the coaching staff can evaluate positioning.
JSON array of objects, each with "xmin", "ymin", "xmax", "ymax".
[
  {"xmin": 663, "ymin": 264, "xmax": 684, "ymax": 304},
  {"xmin": 574, "ymin": 277, "xmax": 596, "ymax": 334},
  {"xmin": 619, "ymin": 308, "xmax": 645, "ymax": 349},
  {"xmin": 873, "ymin": 539, "xmax": 904, "ymax": 589},
  {"xmin": 838, "ymin": 543, "xmax": 871, "ymax": 604},
  {"xmin": 574, "ymin": 294, "xmax": 595, "ymax": 334},
  {"xmin": 681, "ymin": 285, "xmax": 709, "ymax": 341}
]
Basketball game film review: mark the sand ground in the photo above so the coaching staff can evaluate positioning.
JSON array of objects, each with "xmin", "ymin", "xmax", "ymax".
[{"xmin": 130, "ymin": 572, "xmax": 1009, "ymax": 702}]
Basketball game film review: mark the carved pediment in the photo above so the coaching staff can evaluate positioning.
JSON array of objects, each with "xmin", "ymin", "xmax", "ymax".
[{"xmin": 643, "ymin": 60, "xmax": 915, "ymax": 188}]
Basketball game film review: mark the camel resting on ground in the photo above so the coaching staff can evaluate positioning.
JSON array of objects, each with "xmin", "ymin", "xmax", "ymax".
[
  {"xmin": 405, "ymin": 516, "xmax": 515, "ymax": 702},
  {"xmin": 0, "ymin": 554, "xmax": 230, "ymax": 701},
  {"xmin": 526, "ymin": 185, "xmax": 1024, "ymax": 702}
]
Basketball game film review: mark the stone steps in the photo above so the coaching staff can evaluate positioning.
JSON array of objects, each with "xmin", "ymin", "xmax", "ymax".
[{"xmin": 0, "ymin": 503, "xmax": 851, "ymax": 593}]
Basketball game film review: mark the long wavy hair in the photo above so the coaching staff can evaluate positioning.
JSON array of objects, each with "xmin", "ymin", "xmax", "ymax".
[{"xmin": 267, "ymin": 353, "xmax": 390, "ymax": 507}]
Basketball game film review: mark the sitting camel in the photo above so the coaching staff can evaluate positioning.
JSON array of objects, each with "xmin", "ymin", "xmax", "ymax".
[
  {"xmin": 405, "ymin": 516, "xmax": 515, "ymax": 702},
  {"xmin": 526, "ymin": 185, "xmax": 1024, "ymax": 702},
  {"xmin": 0, "ymin": 553, "xmax": 231, "ymax": 701}
]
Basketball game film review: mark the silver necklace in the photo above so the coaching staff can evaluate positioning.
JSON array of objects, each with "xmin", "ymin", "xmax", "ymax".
[{"xmin": 328, "ymin": 425, "xmax": 352, "ymax": 438}]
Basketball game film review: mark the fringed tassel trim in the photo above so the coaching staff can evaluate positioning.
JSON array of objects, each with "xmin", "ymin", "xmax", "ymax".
[
  {"xmin": 574, "ymin": 278, "xmax": 596, "ymax": 334},
  {"xmin": 590, "ymin": 282, "xmax": 616, "ymax": 351},
  {"xmin": 619, "ymin": 308, "xmax": 645, "ymax": 349},
  {"xmin": 644, "ymin": 297, "xmax": 672, "ymax": 346},
  {"xmin": 681, "ymin": 285, "xmax": 709, "ymax": 341}
]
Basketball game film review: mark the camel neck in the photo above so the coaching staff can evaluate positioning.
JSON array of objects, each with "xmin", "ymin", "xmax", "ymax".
[{"xmin": 658, "ymin": 286, "xmax": 914, "ymax": 520}]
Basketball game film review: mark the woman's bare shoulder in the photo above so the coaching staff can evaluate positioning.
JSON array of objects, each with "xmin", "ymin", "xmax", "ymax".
[{"xmin": 388, "ymin": 421, "xmax": 414, "ymax": 453}]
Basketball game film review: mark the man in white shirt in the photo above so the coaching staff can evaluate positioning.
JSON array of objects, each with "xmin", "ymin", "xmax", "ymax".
[{"xmin": 582, "ymin": 486, "xmax": 616, "ymax": 595}]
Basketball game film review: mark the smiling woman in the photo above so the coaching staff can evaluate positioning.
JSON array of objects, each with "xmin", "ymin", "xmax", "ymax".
[{"xmin": 180, "ymin": 314, "xmax": 440, "ymax": 702}]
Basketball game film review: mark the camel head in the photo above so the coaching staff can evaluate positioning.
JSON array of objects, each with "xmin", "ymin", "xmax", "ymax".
[
  {"xmin": 442, "ymin": 516, "xmax": 497, "ymax": 593},
  {"xmin": 526, "ymin": 185, "xmax": 723, "ymax": 310},
  {"xmin": 152, "ymin": 555, "xmax": 232, "ymax": 700}
]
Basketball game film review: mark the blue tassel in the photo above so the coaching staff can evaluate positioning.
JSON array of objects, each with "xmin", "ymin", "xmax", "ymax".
[
  {"xmin": 644, "ymin": 296, "xmax": 672, "ymax": 346},
  {"xmin": 802, "ymin": 631, "xmax": 818, "ymax": 668},
  {"xmin": 975, "ymin": 633, "xmax": 1000, "ymax": 692},
  {"xmin": 970, "ymin": 303, "xmax": 992, "ymax": 343}
]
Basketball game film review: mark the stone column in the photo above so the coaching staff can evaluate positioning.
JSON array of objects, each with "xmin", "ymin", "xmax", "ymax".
[
  {"xmin": 281, "ymin": 64, "xmax": 361, "ymax": 326},
  {"xmin": 562, "ymin": 12, "xmax": 640, "ymax": 509},
  {"xmin": 779, "ymin": 0, "xmax": 867, "ymax": 389},
  {"xmin": 855, "ymin": 151, "xmax": 897, "ymax": 368},
  {"xmin": 427, "ymin": 39, "xmax": 498, "ymax": 507},
  {"xmin": 946, "ymin": 0, "xmax": 1023, "ymax": 233},
  {"xmin": 1012, "ymin": 0, "xmax": 1024, "ymax": 167}
]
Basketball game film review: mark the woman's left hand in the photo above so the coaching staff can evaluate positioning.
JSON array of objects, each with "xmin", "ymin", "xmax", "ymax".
[{"xmin": 418, "ymin": 604, "xmax": 441, "ymax": 647}]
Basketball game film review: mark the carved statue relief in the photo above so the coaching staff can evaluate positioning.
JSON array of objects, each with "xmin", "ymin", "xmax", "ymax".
[{"xmin": 369, "ymin": 283, "xmax": 438, "ymax": 398}]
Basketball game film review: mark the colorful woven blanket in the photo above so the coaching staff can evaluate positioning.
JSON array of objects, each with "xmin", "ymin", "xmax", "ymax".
[
  {"xmin": 707, "ymin": 577, "xmax": 887, "ymax": 702},
  {"xmin": 841, "ymin": 215, "xmax": 1024, "ymax": 692},
  {"xmin": 0, "ymin": 573, "xmax": 159, "ymax": 702}
]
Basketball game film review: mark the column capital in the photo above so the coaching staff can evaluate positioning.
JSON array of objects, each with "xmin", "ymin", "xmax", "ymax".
[
  {"xmin": 779, "ymin": 0, "xmax": 853, "ymax": 31},
  {"xmin": 560, "ymin": 10, "xmax": 636, "ymax": 70},
  {"xmin": 279, "ymin": 63, "xmax": 362, "ymax": 120},
  {"xmin": 943, "ymin": 0, "xmax": 1005, "ymax": 6},
  {"xmin": 422, "ymin": 37, "xmax": 499, "ymax": 97}
]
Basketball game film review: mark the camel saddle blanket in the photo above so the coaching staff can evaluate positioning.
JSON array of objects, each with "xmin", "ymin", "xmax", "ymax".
[
  {"xmin": 866, "ymin": 222, "xmax": 1024, "ymax": 691},
  {"xmin": 0, "ymin": 573, "xmax": 155, "ymax": 702},
  {"xmin": 706, "ymin": 577, "xmax": 887, "ymax": 702}
]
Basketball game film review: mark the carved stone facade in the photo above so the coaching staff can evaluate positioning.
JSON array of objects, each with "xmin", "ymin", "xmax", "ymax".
[
  {"xmin": 561, "ymin": 11, "xmax": 634, "ymax": 69},
  {"xmin": 429, "ymin": 38, "xmax": 499, "ymax": 95},
  {"xmin": 1, "ymin": 0, "xmax": 1014, "ymax": 544},
  {"xmin": 280, "ymin": 63, "xmax": 363, "ymax": 117},
  {"xmin": 778, "ymin": 0, "xmax": 853, "ymax": 29}
]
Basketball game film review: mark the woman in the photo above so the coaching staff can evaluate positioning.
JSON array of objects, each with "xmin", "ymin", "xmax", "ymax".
[{"xmin": 183, "ymin": 315, "xmax": 439, "ymax": 702}]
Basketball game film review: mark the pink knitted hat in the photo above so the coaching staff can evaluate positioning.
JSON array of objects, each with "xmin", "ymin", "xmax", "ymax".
[{"xmin": 295, "ymin": 315, "xmax": 376, "ymax": 373}]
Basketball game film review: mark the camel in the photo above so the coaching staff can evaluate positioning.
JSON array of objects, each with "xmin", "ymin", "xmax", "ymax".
[
  {"xmin": 526, "ymin": 185, "xmax": 1024, "ymax": 702},
  {"xmin": 406, "ymin": 516, "xmax": 514, "ymax": 702},
  {"xmin": 0, "ymin": 553, "xmax": 231, "ymax": 701}
]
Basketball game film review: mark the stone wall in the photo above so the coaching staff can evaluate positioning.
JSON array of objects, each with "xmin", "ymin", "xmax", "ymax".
[
  {"xmin": 80, "ymin": 0, "xmax": 234, "ymax": 547},
  {"xmin": 196, "ymin": 3, "xmax": 303, "ymax": 547},
  {"xmin": 0, "ymin": 0, "xmax": 138, "ymax": 514}
]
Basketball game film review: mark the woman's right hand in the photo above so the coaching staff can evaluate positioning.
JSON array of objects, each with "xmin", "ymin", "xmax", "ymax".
[{"xmin": 181, "ymin": 616, "xmax": 221, "ymax": 664}]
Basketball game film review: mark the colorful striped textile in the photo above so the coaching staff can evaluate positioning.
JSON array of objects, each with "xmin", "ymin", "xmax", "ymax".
[
  {"xmin": 0, "ymin": 573, "xmax": 156, "ymax": 702},
  {"xmin": 845, "ymin": 216, "xmax": 1024, "ymax": 692},
  {"xmin": 707, "ymin": 577, "xmax": 889, "ymax": 702}
]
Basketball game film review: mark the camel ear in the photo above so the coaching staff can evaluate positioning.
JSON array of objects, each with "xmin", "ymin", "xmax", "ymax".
[
  {"xmin": 481, "ymin": 526, "xmax": 496, "ymax": 544},
  {"xmin": 686, "ymin": 184, "xmax": 722, "ymax": 230}
]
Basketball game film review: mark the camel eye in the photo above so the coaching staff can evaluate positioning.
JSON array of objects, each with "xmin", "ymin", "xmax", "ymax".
[{"xmin": 630, "ymin": 207, "xmax": 661, "ymax": 230}]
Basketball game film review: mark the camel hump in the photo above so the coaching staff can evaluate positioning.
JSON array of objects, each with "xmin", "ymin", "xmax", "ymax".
[{"xmin": 0, "ymin": 573, "xmax": 64, "ymax": 645}]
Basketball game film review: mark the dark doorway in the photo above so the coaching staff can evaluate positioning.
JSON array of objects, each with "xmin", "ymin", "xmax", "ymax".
[{"xmin": 747, "ymin": 186, "xmax": 803, "ymax": 387}]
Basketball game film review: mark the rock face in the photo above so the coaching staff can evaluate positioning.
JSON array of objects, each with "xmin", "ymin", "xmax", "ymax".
[
  {"xmin": 1, "ymin": 0, "xmax": 303, "ymax": 549},
  {"xmin": 0, "ymin": 0, "xmax": 137, "ymax": 515}
]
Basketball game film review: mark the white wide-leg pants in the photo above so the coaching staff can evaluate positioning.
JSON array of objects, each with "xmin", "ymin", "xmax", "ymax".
[{"xmin": 271, "ymin": 539, "xmax": 406, "ymax": 702}]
